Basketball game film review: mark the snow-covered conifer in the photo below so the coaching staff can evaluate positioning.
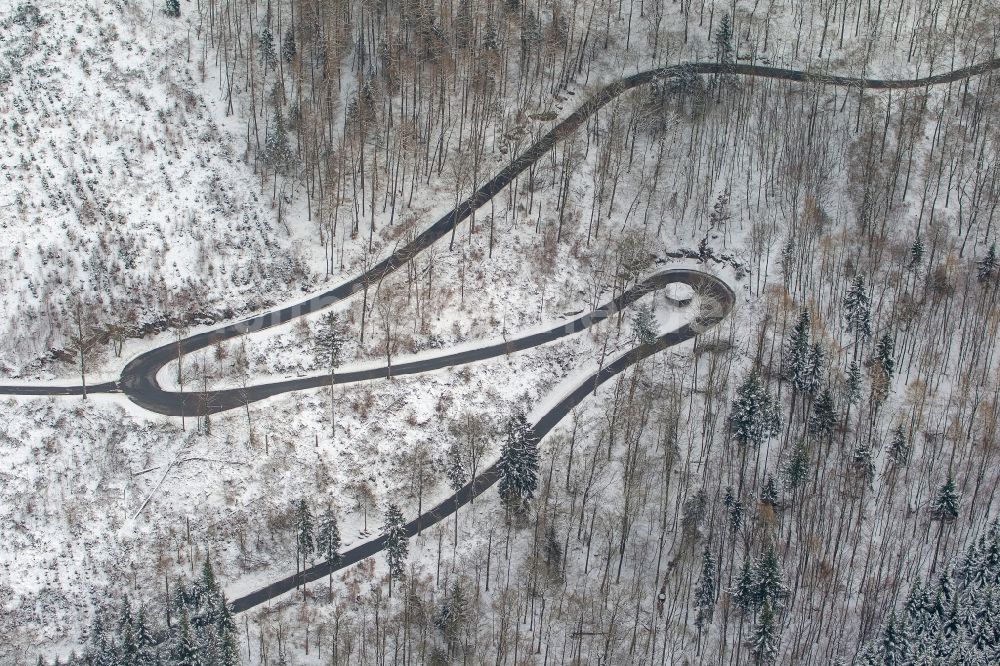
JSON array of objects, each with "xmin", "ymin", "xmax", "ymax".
[
  {"xmin": 295, "ymin": 498, "xmax": 315, "ymax": 566},
  {"xmin": 631, "ymin": 302, "xmax": 658, "ymax": 346},
  {"xmin": 783, "ymin": 439, "xmax": 809, "ymax": 493},
  {"xmin": 754, "ymin": 544, "xmax": 789, "ymax": 609},
  {"xmin": 978, "ymin": 242, "xmax": 997, "ymax": 284},
  {"xmin": 382, "ymin": 502, "xmax": 409, "ymax": 592},
  {"xmin": 843, "ymin": 274, "xmax": 872, "ymax": 341},
  {"xmin": 751, "ymin": 600, "xmax": 780, "ymax": 665},
  {"xmin": 784, "ymin": 309, "xmax": 810, "ymax": 388},
  {"xmin": 497, "ymin": 409, "xmax": 539, "ymax": 516},
  {"xmin": 693, "ymin": 547, "xmax": 717, "ymax": 630},
  {"xmin": 760, "ymin": 474, "xmax": 779, "ymax": 507},
  {"xmin": 909, "ymin": 235, "xmax": 925, "ymax": 270},
  {"xmin": 316, "ymin": 507, "xmax": 342, "ymax": 565},
  {"xmin": 729, "ymin": 372, "xmax": 781, "ymax": 448},
  {"xmin": 888, "ymin": 425, "xmax": 910, "ymax": 466},
  {"xmin": 931, "ymin": 475, "xmax": 960, "ymax": 521},
  {"xmin": 808, "ymin": 387, "xmax": 837, "ymax": 438}
]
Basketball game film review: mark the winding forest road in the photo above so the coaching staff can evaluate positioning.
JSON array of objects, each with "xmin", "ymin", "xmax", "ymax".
[
  {"xmin": 228, "ymin": 271, "xmax": 734, "ymax": 613},
  {"xmin": 2, "ymin": 58, "xmax": 999, "ymax": 614}
]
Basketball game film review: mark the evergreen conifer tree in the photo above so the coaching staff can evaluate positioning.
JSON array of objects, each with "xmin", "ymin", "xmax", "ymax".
[
  {"xmin": 909, "ymin": 235, "xmax": 925, "ymax": 270},
  {"xmin": 723, "ymin": 486, "xmax": 735, "ymax": 508},
  {"xmin": 483, "ymin": 14, "xmax": 500, "ymax": 51},
  {"xmin": 496, "ymin": 409, "xmax": 540, "ymax": 516},
  {"xmin": 171, "ymin": 575, "xmax": 189, "ymax": 616},
  {"xmin": 728, "ymin": 496, "xmax": 744, "ymax": 532},
  {"xmin": 281, "ymin": 26, "xmax": 296, "ymax": 63},
  {"xmin": 135, "ymin": 607, "xmax": 154, "ymax": 659},
  {"xmin": 802, "ymin": 343, "xmax": 825, "ymax": 396},
  {"xmin": 784, "ymin": 309, "xmax": 810, "ymax": 387},
  {"xmin": 846, "ymin": 360, "xmax": 863, "ymax": 406},
  {"xmin": 808, "ymin": 387, "xmax": 837, "ymax": 438},
  {"xmin": 852, "ymin": 441, "xmax": 876, "ymax": 485},
  {"xmin": 455, "ymin": 0, "xmax": 473, "ymax": 47},
  {"xmin": 958, "ymin": 541, "xmax": 985, "ymax": 587},
  {"xmin": 316, "ymin": 504, "xmax": 342, "ymax": 595},
  {"xmin": 903, "ymin": 578, "xmax": 929, "ymax": 623},
  {"xmin": 734, "ymin": 557, "xmax": 757, "ymax": 613},
  {"xmin": 316, "ymin": 505, "xmax": 342, "ymax": 578},
  {"xmin": 681, "ymin": 488, "xmax": 709, "ymax": 538},
  {"xmin": 783, "ymin": 439, "xmax": 809, "ymax": 493},
  {"xmin": 446, "ymin": 441, "xmax": 467, "ymax": 493},
  {"xmin": 982, "ymin": 521, "xmax": 1000, "ymax": 575},
  {"xmin": 314, "ymin": 311, "xmax": 351, "ymax": 438},
  {"xmin": 760, "ymin": 474, "xmax": 779, "ymax": 507},
  {"xmin": 314, "ymin": 312, "xmax": 350, "ymax": 373},
  {"xmin": 164, "ymin": 0, "xmax": 180, "ymax": 18},
  {"xmin": 295, "ymin": 498, "xmax": 315, "ymax": 570},
  {"xmin": 714, "ymin": 13, "xmax": 734, "ymax": 65},
  {"xmin": 86, "ymin": 604, "xmax": 112, "ymax": 663},
  {"xmin": 259, "ymin": 26, "xmax": 277, "ymax": 69},
  {"xmin": 447, "ymin": 579, "xmax": 470, "ymax": 634},
  {"xmin": 722, "ymin": 486, "xmax": 743, "ymax": 532},
  {"xmin": 978, "ymin": 242, "xmax": 998, "ymax": 284},
  {"xmin": 693, "ymin": 547, "xmax": 717, "ymax": 630},
  {"xmin": 934, "ymin": 570, "xmax": 955, "ymax": 615},
  {"xmin": 888, "ymin": 425, "xmax": 910, "ymax": 466},
  {"xmin": 843, "ymin": 274, "xmax": 872, "ymax": 344},
  {"xmin": 109, "ymin": 597, "xmax": 138, "ymax": 665},
  {"xmin": 931, "ymin": 475, "xmax": 960, "ymax": 521},
  {"xmin": 264, "ymin": 106, "xmax": 292, "ymax": 173},
  {"xmin": 382, "ymin": 502, "xmax": 409, "ymax": 594},
  {"xmin": 709, "ymin": 190, "xmax": 732, "ymax": 230},
  {"xmin": 172, "ymin": 606, "xmax": 198, "ymax": 666},
  {"xmin": 755, "ymin": 544, "xmax": 790, "ymax": 609},
  {"xmin": 879, "ymin": 612, "xmax": 907, "ymax": 665},
  {"xmin": 215, "ymin": 594, "xmax": 240, "ymax": 666},
  {"xmin": 729, "ymin": 373, "xmax": 782, "ymax": 448},
  {"xmin": 191, "ymin": 559, "xmax": 219, "ymax": 615},
  {"xmin": 631, "ymin": 302, "xmax": 658, "ymax": 346},
  {"xmin": 724, "ymin": 486, "xmax": 744, "ymax": 532},
  {"xmin": 875, "ymin": 333, "xmax": 896, "ymax": 381},
  {"xmin": 436, "ymin": 579, "xmax": 470, "ymax": 651},
  {"xmin": 446, "ymin": 440, "xmax": 468, "ymax": 544},
  {"xmin": 751, "ymin": 600, "xmax": 780, "ymax": 665}
]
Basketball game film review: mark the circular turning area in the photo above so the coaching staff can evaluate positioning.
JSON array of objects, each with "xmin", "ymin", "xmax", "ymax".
[{"xmin": 664, "ymin": 282, "xmax": 695, "ymax": 307}]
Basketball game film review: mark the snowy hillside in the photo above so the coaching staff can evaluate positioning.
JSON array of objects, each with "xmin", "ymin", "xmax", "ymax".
[
  {"xmin": 3, "ymin": 0, "xmax": 1000, "ymax": 663},
  {"xmin": 0, "ymin": 0, "xmax": 312, "ymax": 376}
]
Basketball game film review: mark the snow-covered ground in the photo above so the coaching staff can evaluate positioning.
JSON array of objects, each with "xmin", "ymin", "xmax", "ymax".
[
  {"xmin": 1, "ymin": 284, "xmax": 701, "ymax": 655},
  {"xmin": 3, "ymin": 0, "xmax": 1000, "ymax": 661},
  {"xmin": 0, "ymin": 0, "xmax": 316, "ymax": 377}
]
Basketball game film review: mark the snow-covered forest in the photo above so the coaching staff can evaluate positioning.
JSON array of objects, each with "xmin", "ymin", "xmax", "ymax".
[{"xmin": 2, "ymin": 0, "xmax": 1000, "ymax": 663}]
